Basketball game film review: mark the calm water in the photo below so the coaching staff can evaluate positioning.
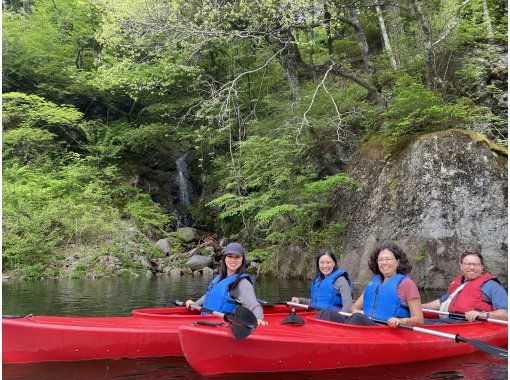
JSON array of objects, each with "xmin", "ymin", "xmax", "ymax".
[{"xmin": 2, "ymin": 275, "xmax": 508, "ymax": 379}]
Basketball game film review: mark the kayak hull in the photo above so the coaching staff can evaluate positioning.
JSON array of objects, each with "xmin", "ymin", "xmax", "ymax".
[
  {"xmin": 2, "ymin": 305, "xmax": 297, "ymax": 363},
  {"xmin": 178, "ymin": 315, "xmax": 508, "ymax": 375}
]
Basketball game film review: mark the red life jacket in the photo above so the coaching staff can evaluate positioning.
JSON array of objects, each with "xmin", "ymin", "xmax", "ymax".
[{"xmin": 446, "ymin": 273, "xmax": 496, "ymax": 313}]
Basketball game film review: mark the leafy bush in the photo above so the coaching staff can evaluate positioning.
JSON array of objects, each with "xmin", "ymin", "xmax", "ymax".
[{"xmin": 381, "ymin": 76, "xmax": 484, "ymax": 139}]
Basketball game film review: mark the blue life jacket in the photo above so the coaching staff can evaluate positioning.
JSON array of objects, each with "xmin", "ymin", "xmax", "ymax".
[
  {"xmin": 202, "ymin": 273, "xmax": 253, "ymax": 314},
  {"xmin": 310, "ymin": 269, "xmax": 352, "ymax": 310},
  {"xmin": 362, "ymin": 273, "xmax": 410, "ymax": 321}
]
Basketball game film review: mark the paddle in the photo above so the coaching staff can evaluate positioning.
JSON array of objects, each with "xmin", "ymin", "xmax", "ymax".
[
  {"xmin": 281, "ymin": 307, "xmax": 305, "ymax": 325},
  {"xmin": 338, "ymin": 311, "xmax": 508, "ymax": 359},
  {"xmin": 422, "ymin": 308, "xmax": 508, "ymax": 325},
  {"xmin": 175, "ymin": 300, "xmax": 257, "ymax": 339}
]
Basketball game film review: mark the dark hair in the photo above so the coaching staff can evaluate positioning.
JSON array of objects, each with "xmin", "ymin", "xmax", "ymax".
[
  {"xmin": 315, "ymin": 247, "xmax": 339, "ymax": 279},
  {"xmin": 460, "ymin": 252, "xmax": 485, "ymax": 267},
  {"xmin": 368, "ymin": 242, "xmax": 412, "ymax": 275},
  {"xmin": 219, "ymin": 254, "xmax": 248, "ymax": 295}
]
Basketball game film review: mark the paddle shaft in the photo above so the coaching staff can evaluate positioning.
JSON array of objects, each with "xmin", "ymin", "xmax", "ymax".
[
  {"xmin": 285, "ymin": 301, "xmax": 320, "ymax": 311},
  {"xmin": 422, "ymin": 308, "xmax": 508, "ymax": 325},
  {"xmin": 338, "ymin": 312, "xmax": 460, "ymax": 339},
  {"xmin": 189, "ymin": 304, "xmax": 226, "ymax": 319}
]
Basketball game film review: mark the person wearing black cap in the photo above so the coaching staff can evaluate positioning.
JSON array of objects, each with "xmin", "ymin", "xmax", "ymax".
[{"xmin": 185, "ymin": 242, "xmax": 268, "ymax": 325}]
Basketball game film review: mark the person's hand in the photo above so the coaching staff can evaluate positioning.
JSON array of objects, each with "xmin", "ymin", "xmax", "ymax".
[
  {"xmin": 290, "ymin": 297, "xmax": 299, "ymax": 304},
  {"xmin": 387, "ymin": 317, "xmax": 406, "ymax": 328},
  {"xmin": 185, "ymin": 299, "xmax": 195, "ymax": 309},
  {"xmin": 350, "ymin": 309, "xmax": 364, "ymax": 315},
  {"xmin": 465, "ymin": 310, "xmax": 485, "ymax": 322},
  {"xmin": 257, "ymin": 319, "xmax": 268, "ymax": 326}
]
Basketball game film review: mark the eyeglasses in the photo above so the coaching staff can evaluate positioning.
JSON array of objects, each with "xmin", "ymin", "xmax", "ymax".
[
  {"xmin": 462, "ymin": 262, "xmax": 482, "ymax": 267},
  {"xmin": 377, "ymin": 258, "xmax": 396, "ymax": 263}
]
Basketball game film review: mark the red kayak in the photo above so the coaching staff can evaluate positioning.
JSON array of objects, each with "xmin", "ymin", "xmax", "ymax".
[
  {"xmin": 2, "ymin": 304, "xmax": 294, "ymax": 364},
  {"xmin": 179, "ymin": 314, "xmax": 508, "ymax": 375}
]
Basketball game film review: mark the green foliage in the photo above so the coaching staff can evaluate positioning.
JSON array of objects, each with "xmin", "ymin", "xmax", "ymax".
[
  {"xmin": 381, "ymin": 76, "xmax": 484, "ymax": 139},
  {"xmin": 2, "ymin": 92, "xmax": 173, "ymax": 278},
  {"xmin": 21, "ymin": 263, "xmax": 47, "ymax": 281},
  {"xmin": 415, "ymin": 244, "xmax": 426, "ymax": 262},
  {"xmin": 3, "ymin": 0, "xmax": 100, "ymax": 102},
  {"xmin": 124, "ymin": 194, "xmax": 175, "ymax": 236},
  {"xmin": 2, "ymin": 0, "xmax": 507, "ymax": 278}
]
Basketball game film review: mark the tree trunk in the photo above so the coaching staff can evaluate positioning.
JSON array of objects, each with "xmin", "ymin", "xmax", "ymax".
[
  {"xmin": 346, "ymin": 4, "xmax": 375, "ymax": 75},
  {"xmin": 324, "ymin": 4, "xmax": 334, "ymax": 56},
  {"xmin": 481, "ymin": 0, "xmax": 495, "ymax": 40},
  {"xmin": 410, "ymin": 0, "xmax": 436, "ymax": 89},
  {"xmin": 375, "ymin": 4, "xmax": 397, "ymax": 71}
]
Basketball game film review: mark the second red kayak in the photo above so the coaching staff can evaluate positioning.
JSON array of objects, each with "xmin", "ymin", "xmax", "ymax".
[{"xmin": 179, "ymin": 314, "xmax": 508, "ymax": 375}]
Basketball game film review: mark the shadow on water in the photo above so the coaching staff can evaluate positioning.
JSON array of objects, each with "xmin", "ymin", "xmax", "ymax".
[
  {"xmin": 2, "ymin": 276, "xmax": 507, "ymax": 379},
  {"xmin": 3, "ymin": 352, "xmax": 507, "ymax": 380}
]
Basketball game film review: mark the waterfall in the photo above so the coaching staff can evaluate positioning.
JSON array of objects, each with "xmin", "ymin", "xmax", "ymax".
[{"xmin": 176, "ymin": 151, "xmax": 192, "ymax": 207}]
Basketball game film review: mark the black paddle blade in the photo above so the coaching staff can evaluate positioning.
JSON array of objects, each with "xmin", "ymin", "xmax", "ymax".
[
  {"xmin": 281, "ymin": 307, "xmax": 305, "ymax": 326},
  {"xmin": 456, "ymin": 334, "xmax": 508, "ymax": 359},
  {"xmin": 224, "ymin": 305, "xmax": 257, "ymax": 340}
]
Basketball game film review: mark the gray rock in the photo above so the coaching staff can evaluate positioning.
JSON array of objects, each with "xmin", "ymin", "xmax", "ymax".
[
  {"xmin": 186, "ymin": 255, "xmax": 214, "ymax": 271},
  {"xmin": 156, "ymin": 239, "xmax": 171, "ymax": 256},
  {"xmin": 335, "ymin": 129, "xmax": 507, "ymax": 289},
  {"xmin": 168, "ymin": 268, "xmax": 182, "ymax": 276},
  {"xmin": 177, "ymin": 227, "xmax": 199, "ymax": 243},
  {"xmin": 201, "ymin": 267, "xmax": 214, "ymax": 277}
]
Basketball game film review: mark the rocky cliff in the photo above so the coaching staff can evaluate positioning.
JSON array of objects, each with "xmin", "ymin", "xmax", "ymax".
[{"xmin": 278, "ymin": 129, "xmax": 508, "ymax": 289}]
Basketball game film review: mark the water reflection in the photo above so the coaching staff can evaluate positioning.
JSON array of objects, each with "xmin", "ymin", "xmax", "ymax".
[
  {"xmin": 3, "ymin": 352, "xmax": 507, "ymax": 380},
  {"xmin": 2, "ymin": 275, "xmax": 443, "ymax": 316},
  {"xmin": 2, "ymin": 276, "xmax": 314, "ymax": 316}
]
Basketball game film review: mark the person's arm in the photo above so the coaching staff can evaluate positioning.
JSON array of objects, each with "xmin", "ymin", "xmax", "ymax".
[
  {"xmin": 334, "ymin": 276, "xmax": 353, "ymax": 312},
  {"xmin": 465, "ymin": 309, "xmax": 508, "ymax": 322},
  {"xmin": 388, "ymin": 278, "xmax": 424, "ymax": 327},
  {"xmin": 185, "ymin": 295, "xmax": 205, "ymax": 309},
  {"xmin": 421, "ymin": 299, "xmax": 441, "ymax": 310},
  {"xmin": 349, "ymin": 292, "xmax": 364, "ymax": 314},
  {"xmin": 387, "ymin": 298, "xmax": 424, "ymax": 327},
  {"xmin": 235, "ymin": 279, "xmax": 268, "ymax": 325},
  {"xmin": 290, "ymin": 297, "xmax": 311, "ymax": 305}
]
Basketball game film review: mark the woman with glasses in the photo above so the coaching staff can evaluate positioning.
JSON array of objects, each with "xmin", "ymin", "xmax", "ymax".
[
  {"xmin": 422, "ymin": 252, "xmax": 508, "ymax": 322},
  {"xmin": 346, "ymin": 242, "xmax": 424, "ymax": 327}
]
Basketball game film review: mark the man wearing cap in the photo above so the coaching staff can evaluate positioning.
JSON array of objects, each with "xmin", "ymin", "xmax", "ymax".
[{"xmin": 185, "ymin": 242, "xmax": 268, "ymax": 325}]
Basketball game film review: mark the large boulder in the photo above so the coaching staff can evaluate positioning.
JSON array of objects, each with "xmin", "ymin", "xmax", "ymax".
[
  {"xmin": 186, "ymin": 255, "xmax": 214, "ymax": 271},
  {"xmin": 331, "ymin": 129, "xmax": 507, "ymax": 289},
  {"xmin": 177, "ymin": 227, "xmax": 199, "ymax": 243}
]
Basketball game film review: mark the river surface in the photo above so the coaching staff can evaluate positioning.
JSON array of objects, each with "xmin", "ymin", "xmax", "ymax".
[{"xmin": 2, "ymin": 275, "xmax": 508, "ymax": 379}]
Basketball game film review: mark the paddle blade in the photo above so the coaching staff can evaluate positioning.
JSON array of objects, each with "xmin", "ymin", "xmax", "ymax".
[
  {"xmin": 456, "ymin": 334, "xmax": 508, "ymax": 359},
  {"xmin": 224, "ymin": 305, "xmax": 257, "ymax": 340},
  {"xmin": 281, "ymin": 308, "xmax": 305, "ymax": 326}
]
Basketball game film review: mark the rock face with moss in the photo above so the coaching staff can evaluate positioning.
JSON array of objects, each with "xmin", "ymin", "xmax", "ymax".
[{"xmin": 333, "ymin": 129, "xmax": 507, "ymax": 289}]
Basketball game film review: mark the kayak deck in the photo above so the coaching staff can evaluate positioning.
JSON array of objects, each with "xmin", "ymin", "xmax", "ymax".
[{"xmin": 178, "ymin": 314, "xmax": 508, "ymax": 375}]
